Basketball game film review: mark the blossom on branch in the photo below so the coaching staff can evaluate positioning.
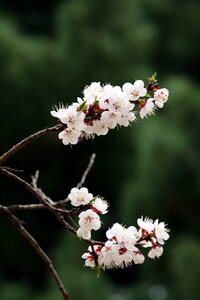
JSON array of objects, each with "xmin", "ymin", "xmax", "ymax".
[
  {"xmin": 68, "ymin": 187, "xmax": 93, "ymax": 207},
  {"xmin": 122, "ymin": 80, "xmax": 147, "ymax": 101},
  {"xmin": 51, "ymin": 74, "xmax": 169, "ymax": 145},
  {"xmin": 67, "ymin": 186, "xmax": 170, "ymax": 272},
  {"xmin": 82, "ymin": 216, "xmax": 170, "ymax": 270},
  {"xmin": 77, "ymin": 209, "xmax": 101, "ymax": 240}
]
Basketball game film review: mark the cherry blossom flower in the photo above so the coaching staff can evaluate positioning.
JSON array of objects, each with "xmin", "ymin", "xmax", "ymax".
[
  {"xmin": 116, "ymin": 111, "xmax": 136, "ymax": 127},
  {"xmin": 148, "ymin": 245, "xmax": 163, "ymax": 259},
  {"xmin": 58, "ymin": 128, "xmax": 81, "ymax": 145},
  {"xmin": 106, "ymin": 86, "xmax": 133, "ymax": 113},
  {"xmin": 106, "ymin": 223, "xmax": 125, "ymax": 243},
  {"xmin": 154, "ymin": 88, "xmax": 169, "ymax": 108},
  {"xmin": 99, "ymin": 241, "xmax": 120, "ymax": 269},
  {"xmin": 77, "ymin": 209, "xmax": 101, "ymax": 239},
  {"xmin": 78, "ymin": 210, "xmax": 101, "ymax": 230},
  {"xmin": 122, "ymin": 226, "xmax": 138, "ymax": 251},
  {"xmin": 91, "ymin": 198, "xmax": 108, "ymax": 214},
  {"xmin": 68, "ymin": 187, "xmax": 93, "ymax": 207},
  {"xmin": 139, "ymin": 98, "xmax": 155, "ymax": 119},
  {"xmin": 154, "ymin": 219, "xmax": 170, "ymax": 245},
  {"xmin": 77, "ymin": 226, "xmax": 92, "ymax": 240},
  {"xmin": 82, "ymin": 252, "xmax": 96, "ymax": 268},
  {"xmin": 58, "ymin": 106, "xmax": 85, "ymax": 130},
  {"xmin": 122, "ymin": 80, "xmax": 147, "ymax": 101},
  {"xmin": 117, "ymin": 248, "xmax": 134, "ymax": 267},
  {"xmin": 83, "ymin": 82, "xmax": 103, "ymax": 103},
  {"xmin": 137, "ymin": 216, "xmax": 155, "ymax": 233},
  {"xmin": 50, "ymin": 105, "xmax": 68, "ymax": 120},
  {"xmin": 92, "ymin": 119, "xmax": 109, "ymax": 136},
  {"xmin": 100, "ymin": 111, "xmax": 119, "ymax": 129},
  {"xmin": 133, "ymin": 252, "xmax": 145, "ymax": 264}
]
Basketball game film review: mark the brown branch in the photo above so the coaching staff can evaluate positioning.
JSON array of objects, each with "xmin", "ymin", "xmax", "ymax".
[
  {"xmin": 0, "ymin": 167, "xmax": 77, "ymax": 232},
  {"xmin": 8, "ymin": 203, "xmax": 45, "ymax": 211},
  {"xmin": 0, "ymin": 168, "xmax": 55, "ymax": 211},
  {"xmin": 77, "ymin": 153, "xmax": 96, "ymax": 188},
  {"xmin": 0, "ymin": 132, "xmax": 100, "ymax": 299},
  {"xmin": 0, "ymin": 124, "xmax": 62, "ymax": 165},
  {"xmin": 7, "ymin": 203, "xmax": 81, "ymax": 216},
  {"xmin": 0, "ymin": 168, "xmax": 105, "ymax": 246},
  {"xmin": 0, "ymin": 205, "xmax": 69, "ymax": 300}
]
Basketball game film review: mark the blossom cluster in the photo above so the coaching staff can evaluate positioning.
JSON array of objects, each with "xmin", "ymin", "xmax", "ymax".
[
  {"xmin": 51, "ymin": 74, "xmax": 169, "ymax": 145},
  {"xmin": 68, "ymin": 187, "xmax": 108, "ymax": 240},
  {"xmin": 82, "ymin": 218, "xmax": 170, "ymax": 270},
  {"xmin": 67, "ymin": 187, "xmax": 170, "ymax": 271}
]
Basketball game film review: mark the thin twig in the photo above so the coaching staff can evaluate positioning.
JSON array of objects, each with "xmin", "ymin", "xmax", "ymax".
[
  {"xmin": 31, "ymin": 170, "xmax": 55, "ymax": 205},
  {"xmin": 0, "ymin": 168, "xmax": 77, "ymax": 233},
  {"xmin": 7, "ymin": 204, "xmax": 81, "ymax": 216},
  {"xmin": 0, "ymin": 205, "xmax": 69, "ymax": 300},
  {"xmin": 0, "ymin": 124, "xmax": 62, "ymax": 165},
  {"xmin": 1, "ymin": 166, "xmax": 24, "ymax": 173},
  {"xmin": 0, "ymin": 168, "xmax": 55, "ymax": 211},
  {"xmin": 3, "ymin": 154, "xmax": 97, "ymax": 213},
  {"xmin": 0, "ymin": 169, "xmax": 104, "ymax": 244},
  {"xmin": 77, "ymin": 153, "xmax": 96, "ymax": 188}
]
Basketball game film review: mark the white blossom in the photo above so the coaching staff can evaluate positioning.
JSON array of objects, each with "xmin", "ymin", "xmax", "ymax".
[
  {"xmin": 154, "ymin": 219, "xmax": 170, "ymax": 245},
  {"xmin": 122, "ymin": 226, "xmax": 138, "ymax": 251},
  {"xmin": 154, "ymin": 88, "xmax": 169, "ymax": 108},
  {"xmin": 92, "ymin": 120, "xmax": 109, "ymax": 136},
  {"xmin": 77, "ymin": 208, "xmax": 101, "ymax": 239},
  {"xmin": 59, "ymin": 106, "xmax": 85, "ymax": 130},
  {"xmin": 99, "ymin": 241, "xmax": 120, "ymax": 269},
  {"xmin": 106, "ymin": 223, "xmax": 124, "ymax": 243},
  {"xmin": 139, "ymin": 98, "xmax": 155, "ymax": 119},
  {"xmin": 58, "ymin": 128, "xmax": 81, "ymax": 145},
  {"xmin": 92, "ymin": 197, "xmax": 108, "ymax": 214},
  {"xmin": 82, "ymin": 252, "xmax": 96, "ymax": 268},
  {"xmin": 137, "ymin": 216, "xmax": 155, "ymax": 232},
  {"xmin": 99, "ymin": 84, "xmax": 114, "ymax": 109},
  {"xmin": 78, "ymin": 209, "xmax": 101, "ymax": 231},
  {"xmin": 83, "ymin": 82, "xmax": 103, "ymax": 103},
  {"xmin": 133, "ymin": 252, "xmax": 145, "ymax": 264},
  {"xmin": 68, "ymin": 187, "xmax": 93, "ymax": 207},
  {"xmin": 100, "ymin": 111, "xmax": 119, "ymax": 129},
  {"xmin": 122, "ymin": 80, "xmax": 147, "ymax": 101},
  {"xmin": 50, "ymin": 106, "xmax": 68, "ymax": 120},
  {"xmin": 116, "ymin": 111, "xmax": 136, "ymax": 127},
  {"xmin": 105, "ymin": 86, "xmax": 132, "ymax": 113},
  {"xmin": 77, "ymin": 226, "xmax": 92, "ymax": 240},
  {"xmin": 148, "ymin": 246, "xmax": 163, "ymax": 259},
  {"xmin": 117, "ymin": 248, "xmax": 134, "ymax": 267}
]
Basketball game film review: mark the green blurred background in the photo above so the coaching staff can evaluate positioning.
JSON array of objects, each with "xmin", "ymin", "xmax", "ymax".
[{"xmin": 0, "ymin": 0, "xmax": 200, "ymax": 299}]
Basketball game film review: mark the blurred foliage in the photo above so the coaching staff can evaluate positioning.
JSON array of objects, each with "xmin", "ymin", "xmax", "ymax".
[{"xmin": 0, "ymin": 0, "xmax": 200, "ymax": 299}]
